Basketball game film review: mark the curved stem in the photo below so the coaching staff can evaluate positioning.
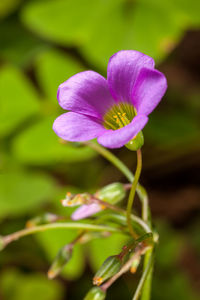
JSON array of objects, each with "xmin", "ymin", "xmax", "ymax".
[
  {"xmin": 132, "ymin": 252, "xmax": 154, "ymax": 300},
  {"xmin": 0, "ymin": 223, "xmax": 121, "ymax": 250},
  {"xmin": 83, "ymin": 141, "xmax": 149, "ymax": 223},
  {"xmin": 83, "ymin": 141, "xmax": 133, "ymax": 182},
  {"xmin": 126, "ymin": 149, "xmax": 142, "ymax": 238}
]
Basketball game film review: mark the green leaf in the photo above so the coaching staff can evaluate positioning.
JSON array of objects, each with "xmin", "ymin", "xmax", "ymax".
[
  {"xmin": 37, "ymin": 229, "xmax": 85, "ymax": 279},
  {"xmin": 88, "ymin": 233, "xmax": 128, "ymax": 272},
  {"xmin": 144, "ymin": 110, "xmax": 200, "ymax": 147},
  {"xmin": 0, "ymin": 170, "xmax": 56, "ymax": 218},
  {"xmin": 1, "ymin": 269, "xmax": 63, "ymax": 300},
  {"xmin": 12, "ymin": 115, "xmax": 96, "ymax": 165},
  {"xmin": 0, "ymin": 19, "xmax": 48, "ymax": 67},
  {"xmin": 20, "ymin": 0, "xmax": 200, "ymax": 69},
  {"xmin": 0, "ymin": 0, "xmax": 22, "ymax": 19},
  {"xmin": 0, "ymin": 65, "xmax": 40, "ymax": 137},
  {"xmin": 21, "ymin": 0, "xmax": 102, "ymax": 46},
  {"xmin": 35, "ymin": 49, "xmax": 84, "ymax": 102}
]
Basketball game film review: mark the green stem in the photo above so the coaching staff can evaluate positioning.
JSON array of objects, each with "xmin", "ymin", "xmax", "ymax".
[
  {"xmin": 132, "ymin": 252, "xmax": 154, "ymax": 300},
  {"xmin": 0, "ymin": 223, "xmax": 121, "ymax": 250},
  {"xmin": 83, "ymin": 141, "xmax": 133, "ymax": 182},
  {"xmin": 83, "ymin": 141, "xmax": 153, "ymax": 299},
  {"xmin": 140, "ymin": 248, "xmax": 154, "ymax": 300},
  {"xmin": 83, "ymin": 141, "xmax": 149, "ymax": 223},
  {"xmin": 126, "ymin": 149, "xmax": 142, "ymax": 238}
]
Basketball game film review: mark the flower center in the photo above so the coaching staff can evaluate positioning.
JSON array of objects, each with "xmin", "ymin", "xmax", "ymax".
[{"xmin": 103, "ymin": 102, "xmax": 136, "ymax": 130}]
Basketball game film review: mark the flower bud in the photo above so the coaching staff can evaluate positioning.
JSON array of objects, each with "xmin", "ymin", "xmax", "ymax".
[
  {"xmin": 47, "ymin": 244, "xmax": 73, "ymax": 279},
  {"xmin": 26, "ymin": 213, "xmax": 61, "ymax": 228},
  {"xmin": 125, "ymin": 131, "xmax": 144, "ymax": 151},
  {"xmin": 84, "ymin": 287, "xmax": 106, "ymax": 300},
  {"xmin": 130, "ymin": 256, "xmax": 141, "ymax": 273},
  {"xmin": 93, "ymin": 255, "xmax": 122, "ymax": 286},
  {"xmin": 61, "ymin": 192, "xmax": 91, "ymax": 207},
  {"xmin": 95, "ymin": 182, "xmax": 126, "ymax": 205}
]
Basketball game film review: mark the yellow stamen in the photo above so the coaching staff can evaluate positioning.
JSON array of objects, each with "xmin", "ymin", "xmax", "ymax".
[{"xmin": 93, "ymin": 277, "xmax": 103, "ymax": 286}]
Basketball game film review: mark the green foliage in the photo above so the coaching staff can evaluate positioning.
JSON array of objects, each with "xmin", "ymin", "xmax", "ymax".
[
  {"xmin": 20, "ymin": 0, "xmax": 200, "ymax": 68},
  {"xmin": 0, "ymin": 170, "xmax": 56, "ymax": 218},
  {"xmin": 0, "ymin": 269, "xmax": 63, "ymax": 300},
  {"xmin": 88, "ymin": 233, "xmax": 128, "ymax": 271},
  {"xmin": 35, "ymin": 49, "xmax": 85, "ymax": 102},
  {"xmin": 0, "ymin": 0, "xmax": 22, "ymax": 19},
  {"xmin": 12, "ymin": 115, "xmax": 96, "ymax": 165},
  {"xmin": 0, "ymin": 65, "xmax": 40, "ymax": 137},
  {"xmin": 36, "ymin": 230, "xmax": 85, "ymax": 279}
]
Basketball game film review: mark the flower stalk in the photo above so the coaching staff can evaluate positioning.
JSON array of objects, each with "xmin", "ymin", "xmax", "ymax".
[
  {"xmin": 0, "ymin": 223, "xmax": 121, "ymax": 250},
  {"xmin": 126, "ymin": 149, "xmax": 142, "ymax": 239}
]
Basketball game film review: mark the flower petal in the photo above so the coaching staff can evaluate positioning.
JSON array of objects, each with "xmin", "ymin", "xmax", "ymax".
[
  {"xmin": 57, "ymin": 71, "xmax": 114, "ymax": 119},
  {"xmin": 71, "ymin": 204, "xmax": 101, "ymax": 220},
  {"xmin": 97, "ymin": 115, "xmax": 148, "ymax": 148},
  {"xmin": 132, "ymin": 67, "xmax": 167, "ymax": 115},
  {"xmin": 107, "ymin": 50, "xmax": 155, "ymax": 102},
  {"xmin": 53, "ymin": 112, "xmax": 106, "ymax": 141}
]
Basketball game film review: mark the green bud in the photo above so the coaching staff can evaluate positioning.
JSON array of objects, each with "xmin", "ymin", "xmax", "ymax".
[
  {"xmin": 48, "ymin": 244, "xmax": 72, "ymax": 279},
  {"xmin": 130, "ymin": 256, "xmax": 141, "ymax": 273},
  {"xmin": 93, "ymin": 255, "xmax": 122, "ymax": 286},
  {"xmin": 26, "ymin": 213, "xmax": 60, "ymax": 228},
  {"xmin": 61, "ymin": 192, "xmax": 91, "ymax": 207},
  {"xmin": 96, "ymin": 183, "xmax": 126, "ymax": 205},
  {"xmin": 125, "ymin": 131, "xmax": 144, "ymax": 151},
  {"xmin": 84, "ymin": 287, "xmax": 106, "ymax": 300}
]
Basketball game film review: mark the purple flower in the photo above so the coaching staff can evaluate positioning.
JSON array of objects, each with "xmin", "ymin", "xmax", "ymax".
[
  {"xmin": 53, "ymin": 50, "xmax": 167, "ymax": 148},
  {"xmin": 71, "ymin": 203, "xmax": 102, "ymax": 221}
]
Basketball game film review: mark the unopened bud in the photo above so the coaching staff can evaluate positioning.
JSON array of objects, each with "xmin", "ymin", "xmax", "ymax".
[
  {"xmin": 130, "ymin": 256, "xmax": 141, "ymax": 273},
  {"xmin": 95, "ymin": 182, "xmax": 126, "ymax": 205},
  {"xmin": 61, "ymin": 192, "xmax": 91, "ymax": 207},
  {"xmin": 93, "ymin": 255, "xmax": 122, "ymax": 286},
  {"xmin": 125, "ymin": 131, "xmax": 144, "ymax": 151},
  {"xmin": 26, "ymin": 213, "xmax": 61, "ymax": 228},
  {"xmin": 84, "ymin": 287, "xmax": 106, "ymax": 300},
  {"xmin": 47, "ymin": 244, "xmax": 73, "ymax": 279}
]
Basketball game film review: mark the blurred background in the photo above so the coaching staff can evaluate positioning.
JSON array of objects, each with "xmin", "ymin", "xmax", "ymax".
[{"xmin": 0, "ymin": 0, "xmax": 200, "ymax": 299}]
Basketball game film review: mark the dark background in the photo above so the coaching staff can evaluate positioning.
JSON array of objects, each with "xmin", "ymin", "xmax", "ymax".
[{"xmin": 0, "ymin": 1, "xmax": 200, "ymax": 299}]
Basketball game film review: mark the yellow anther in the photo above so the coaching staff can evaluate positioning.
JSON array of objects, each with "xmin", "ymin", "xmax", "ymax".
[
  {"xmin": 100, "ymin": 205, "xmax": 106, "ymax": 210},
  {"xmin": 122, "ymin": 113, "xmax": 126, "ymax": 116},
  {"xmin": 93, "ymin": 276, "xmax": 103, "ymax": 286},
  {"xmin": 117, "ymin": 112, "xmax": 121, "ymax": 115},
  {"xmin": 113, "ymin": 115, "xmax": 118, "ymax": 118},
  {"xmin": 66, "ymin": 192, "xmax": 71, "ymax": 197},
  {"xmin": 130, "ymin": 266, "xmax": 137, "ymax": 273}
]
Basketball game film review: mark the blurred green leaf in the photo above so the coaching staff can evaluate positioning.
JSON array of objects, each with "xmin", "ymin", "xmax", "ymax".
[
  {"xmin": 155, "ymin": 221, "xmax": 183, "ymax": 269},
  {"xmin": 21, "ymin": 0, "xmax": 102, "ymax": 46},
  {"xmin": 88, "ymin": 233, "xmax": 128, "ymax": 271},
  {"xmin": 0, "ymin": 170, "xmax": 56, "ymax": 218},
  {"xmin": 0, "ymin": 19, "xmax": 48, "ymax": 67},
  {"xmin": 12, "ymin": 115, "xmax": 96, "ymax": 165},
  {"xmin": 153, "ymin": 272, "xmax": 199, "ymax": 300},
  {"xmin": 1, "ymin": 269, "xmax": 63, "ymax": 300},
  {"xmin": 37, "ymin": 229, "xmax": 85, "ymax": 279},
  {"xmin": 0, "ymin": 0, "xmax": 22, "ymax": 19},
  {"xmin": 0, "ymin": 65, "xmax": 40, "ymax": 137},
  {"xmin": 35, "ymin": 49, "xmax": 85, "ymax": 102},
  {"xmin": 21, "ymin": 0, "xmax": 200, "ymax": 68},
  {"xmin": 144, "ymin": 110, "xmax": 200, "ymax": 147}
]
